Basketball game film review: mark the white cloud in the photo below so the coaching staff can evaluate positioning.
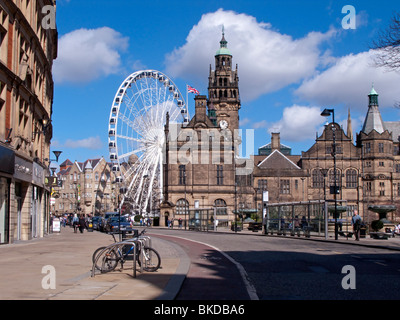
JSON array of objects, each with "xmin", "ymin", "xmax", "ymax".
[
  {"xmin": 64, "ymin": 136, "xmax": 103, "ymax": 149},
  {"xmin": 165, "ymin": 9, "xmax": 336, "ymax": 102},
  {"xmin": 268, "ymin": 105, "xmax": 325, "ymax": 142},
  {"xmin": 53, "ymin": 27, "xmax": 129, "ymax": 84},
  {"xmin": 295, "ymin": 50, "xmax": 400, "ymax": 110}
]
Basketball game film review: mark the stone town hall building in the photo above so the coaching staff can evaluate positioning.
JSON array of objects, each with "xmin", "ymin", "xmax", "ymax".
[{"xmin": 160, "ymin": 31, "xmax": 400, "ymax": 227}]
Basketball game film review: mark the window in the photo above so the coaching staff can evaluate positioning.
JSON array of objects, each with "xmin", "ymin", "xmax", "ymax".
[
  {"xmin": 346, "ymin": 169, "xmax": 357, "ymax": 188},
  {"xmin": 395, "ymin": 164, "xmax": 400, "ymax": 173},
  {"xmin": 176, "ymin": 199, "xmax": 189, "ymax": 215},
  {"xmin": 214, "ymin": 199, "xmax": 227, "ymax": 215},
  {"xmin": 325, "ymin": 146, "xmax": 332, "ymax": 155},
  {"xmin": 312, "ymin": 169, "xmax": 323, "ymax": 188},
  {"xmin": 366, "ymin": 181, "xmax": 372, "ymax": 194},
  {"xmin": 217, "ymin": 165, "xmax": 223, "ymax": 185},
  {"xmin": 329, "ymin": 169, "xmax": 341, "ymax": 187},
  {"xmin": 179, "ymin": 165, "xmax": 186, "ymax": 185},
  {"xmin": 379, "ymin": 182, "xmax": 385, "ymax": 196},
  {"xmin": 280, "ymin": 179, "xmax": 290, "ymax": 194},
  {"xmin": 257, "ymin": 179, "xmax": 267, "ymax": 192},
  {"xmin": 378, "ymin": 143, "xmax": 384, "ymax": 153},
  {"xmin": 379, "ymin": 161, "xmax": 385, "ymax": 167},
  {"xmin": 365, "ymin": 142, "xmax": 371, "ymax": 154}
]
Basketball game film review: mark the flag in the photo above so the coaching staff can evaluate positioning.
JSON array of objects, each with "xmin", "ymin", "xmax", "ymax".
[{"xmin": 187, "ymin": 85, "xmax": 199, "ymax": 95}]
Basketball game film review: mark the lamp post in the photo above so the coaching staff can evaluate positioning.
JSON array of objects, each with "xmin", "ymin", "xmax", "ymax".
[{"xmin": 321, "ymin": 108, "xmax": 339, "ymax": 240}]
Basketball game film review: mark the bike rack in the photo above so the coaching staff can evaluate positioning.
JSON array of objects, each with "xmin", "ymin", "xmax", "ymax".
[
  {"xmin": 91, "ymin": 240, "xmax": 141, "ymax": 278},
  {"xmin": 91, "ymin": 229, "xmax": 158, "ymax": 278}
]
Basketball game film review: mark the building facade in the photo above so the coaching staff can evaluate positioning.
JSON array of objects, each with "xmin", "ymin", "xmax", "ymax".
[
  {"xmin": 161, "ymin": 32, "xmax": 400, "ymax": 229},
  {"xmin": 160, "ymin": 31, "xmax": 254, "ymax": 227},
  {"xmin": 0, "ymin": 0, "xmax": 57, "ymax": 243},
  {"xmin": 53, "ymin": 157, "xmax": 119, "ymax": 217}
]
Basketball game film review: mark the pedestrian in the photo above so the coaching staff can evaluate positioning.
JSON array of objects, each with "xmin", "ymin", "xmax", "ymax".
[
  {"xmin": 178, "ymin": 218, "xmax": 182, "ymax": 229},
  {"xmin": 214, "ymin": 218, "xmax": 219, "ymax": 231},
  {"xmin": 72, "ymin": 214, "xmax": 79, "ymax": 233},
  {"xmin": 78, "ymin": 214, "xmax": 86, "ymax": 233},
  {"xmin": 351, "ymin": 210, "xmax": 362, "ymax": 241},
  {"xmin": 393, "ymin": 223, "xmax": 400, "ymax": 237}
]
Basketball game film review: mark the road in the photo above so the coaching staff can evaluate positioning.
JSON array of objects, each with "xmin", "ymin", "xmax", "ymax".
[{"xmin": 148, "ymin": 228, "xmax": 400, "ymax": 300}]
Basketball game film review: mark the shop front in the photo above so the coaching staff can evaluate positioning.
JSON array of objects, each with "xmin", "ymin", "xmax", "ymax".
[{"xmin": 0, "ymin": 145, "xmax": 14, "ymax": 244}]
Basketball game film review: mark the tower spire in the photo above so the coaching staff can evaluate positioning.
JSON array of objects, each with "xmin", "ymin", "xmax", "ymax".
[
  {"xmin": 347, "ymin": 108, "xmax": 353, "ymax": 142},
  {"xmin": 362, "ymin": 84, "xmax": 386, "ymax": 134}
]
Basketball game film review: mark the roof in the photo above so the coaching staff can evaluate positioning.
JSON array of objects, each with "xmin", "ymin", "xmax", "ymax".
[
  {"xmin": 384, "ymin": 121, "xmax": 400, "ymax": 142},
  {"xmin": 257, "ymin": 149, "xmax": 301, "ymax": 170},
  {"xmin": 215, "ymin": 30, "xmax": 232, "ymax": 56},
  {"xmin": 361, "ymin": 105, "xmax": 387, "ymax": 134}
]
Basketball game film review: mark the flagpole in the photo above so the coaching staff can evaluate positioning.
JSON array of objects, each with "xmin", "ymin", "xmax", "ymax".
[{"xmin": 186, "ymin": 84, "xmax": 189, "ymax": 116}]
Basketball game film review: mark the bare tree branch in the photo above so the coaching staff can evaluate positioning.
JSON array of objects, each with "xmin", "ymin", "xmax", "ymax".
[{"xmin": 371, "ymin": 12, "xmax": 400, "ymax": 72}]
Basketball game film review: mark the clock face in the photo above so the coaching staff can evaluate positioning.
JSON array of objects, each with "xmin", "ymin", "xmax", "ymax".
[{"xmin": 219, "ymin": 120, "xmax": 228, "ymax": 129}]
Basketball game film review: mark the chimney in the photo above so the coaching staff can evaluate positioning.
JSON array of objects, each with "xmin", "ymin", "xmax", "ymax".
[{"xmin": 271, "ymin": 132, "xmax": 280, "ymax": 151}]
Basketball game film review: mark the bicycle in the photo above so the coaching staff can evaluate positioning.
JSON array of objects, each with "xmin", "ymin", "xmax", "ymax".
[{"xmin": 92, "ymin": 229, "xmax": 161, "ymax": 273}]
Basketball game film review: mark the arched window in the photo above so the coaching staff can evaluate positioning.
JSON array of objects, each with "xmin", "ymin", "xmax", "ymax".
[
  {"xmin": 346, "ymin": 169, "xmax": 357, "ymax": 188},
  {"xmin": 312, "ymin": 169, "xmax": 323, "ymax": 188},
  {"xmin": 214, "ymin": 199, "xmax": 227, "ymax": 215},
  {"xmin": 176, "ymin": 199, "xmax": 189, "ymax": 215},
  {"xmin": 329, "ymin": 168, "xmax": 341, "ymax": 187}
]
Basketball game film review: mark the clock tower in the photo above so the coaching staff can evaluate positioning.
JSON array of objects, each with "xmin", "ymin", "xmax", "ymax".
[{"xmin": 208, "ymin": 28, "xmax": 240, "ymax": 132}]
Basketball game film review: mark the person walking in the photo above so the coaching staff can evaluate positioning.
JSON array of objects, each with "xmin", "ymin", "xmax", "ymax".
[
  {"xmin": 351, "ymin": 210, "xmax": 362, "ymax": 241},
  {"xmin": 78, "ymin": 215, "xmax": 86, "ymax": 233},
  {"xmin": 72, "ymin": 214, "xmax": 79, "ymax": 233}
]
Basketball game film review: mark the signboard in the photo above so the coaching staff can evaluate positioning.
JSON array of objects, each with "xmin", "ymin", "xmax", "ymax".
[
  {"xmin": 52, "ymin": 218, "xmax": 60, "ymax": 232},
  {"xmin": 45, "ymin": 176, "xmax": 58, "ymax": 187},
  {"xmin": 262, "ymin": 191, "xmax": 269, "ymax": 202}
]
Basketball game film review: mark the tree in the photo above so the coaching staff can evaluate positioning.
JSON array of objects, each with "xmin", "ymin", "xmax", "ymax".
[
  {"xmin": 372, "ymin": 12, "xmax": 400, "ymax": 72},
  {"xmin": 371, "ymin": 12, "xmax": 400, "ymax": 108}
]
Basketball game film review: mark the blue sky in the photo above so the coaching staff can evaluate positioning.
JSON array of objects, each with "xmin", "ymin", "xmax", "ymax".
[{"xmin": 51, "ymin": 0, "xmax": 400, "ymax": 165}]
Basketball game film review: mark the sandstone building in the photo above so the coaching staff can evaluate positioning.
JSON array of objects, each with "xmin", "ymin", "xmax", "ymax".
[
  {"xmin": 160, "ymin": 32, "xmax": 400, "ymax": 228},
  {"xmin": 0, "ymin": 0, "xmax": 57, "ymax": 243}
]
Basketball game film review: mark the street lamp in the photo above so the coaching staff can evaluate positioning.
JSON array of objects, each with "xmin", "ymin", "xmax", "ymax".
[{"xmin": 320, "ymin": 108, "xmax": 339, "ymax": 240}]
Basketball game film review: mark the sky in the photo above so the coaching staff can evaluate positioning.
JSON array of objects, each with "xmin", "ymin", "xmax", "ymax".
[{"xmin": 51, "ymin": 0, "xmax": 400, "ymax": 166}]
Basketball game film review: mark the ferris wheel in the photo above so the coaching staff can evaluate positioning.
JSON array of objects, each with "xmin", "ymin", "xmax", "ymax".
[{"xmin": 108, "ymin": 70, "xmax": 189, "ymax": 215}]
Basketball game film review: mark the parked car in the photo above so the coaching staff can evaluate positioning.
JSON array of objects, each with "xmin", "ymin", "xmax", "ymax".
[
  {"xmin": 105, "ymin": 216, "xmax": 133, "ymax": 233},
  {"xmin": 91, "ymin": 216, "xmax": 102, "ymax": 231},
  {"xmin": 99, "ymin": 212, "xmax": 119, "ymax": 232}
]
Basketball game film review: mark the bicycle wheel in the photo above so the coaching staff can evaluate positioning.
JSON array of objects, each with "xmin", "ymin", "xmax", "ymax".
[
  {"xmin": 140, "ymin": 247, "xmax": 161, "ymax": 272},
  {"xmin": 93, "ymin": 247, "xmax": 119, "ymax": 273}
]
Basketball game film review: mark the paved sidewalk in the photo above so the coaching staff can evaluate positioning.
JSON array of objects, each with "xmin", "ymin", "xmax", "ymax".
[
  {"xmin": 1, "ymin": 225, "xmax": 399, "ymax": 300},
  {"xmin": 0, "ymin": 227, "xmax": 189, "ymax": 300}
]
